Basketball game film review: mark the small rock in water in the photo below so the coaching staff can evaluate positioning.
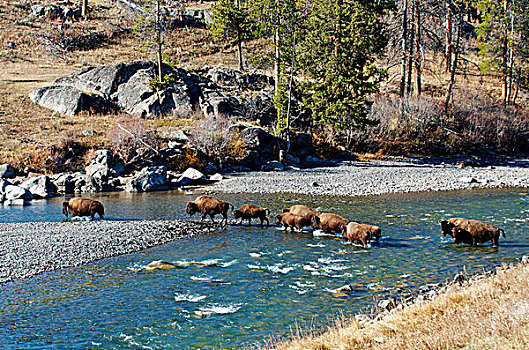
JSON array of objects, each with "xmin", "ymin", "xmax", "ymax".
[{"xmin": 145, "ymin": 260, "xmax": 179, "ymax": 270}]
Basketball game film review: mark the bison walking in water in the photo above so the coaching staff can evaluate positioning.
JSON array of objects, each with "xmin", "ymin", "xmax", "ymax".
[
  {"xmin": 62, "ymin": 197, "xmax": 105, "ymax": 220},
  {"xmin": 310, "ymin": 213, "xmax": 349, "ymax": 234},
  {"xmin": 360, "ymin": 223, "xmax": 382, "ymax": 241},
  {"xmin": 233, "ymin": 204, "xmax": 270, "ymax": 227},
  {"xmin": 275, "ymin": 213, "xmax": 312, "ymax": 231},
  {"xmin": 440, "ymin": 218, "xmax": 505, "ymax": 246},
  {"xmin": 186, "ymin": 195, "xmax": 233, "ymax": 226},
  {"xmin": 342, "ymin": 222, "xmax": 372, "ymax": 247},
  {"xmin": 282, "ymin": 205, "xmax": 321, "ymax": 221}
]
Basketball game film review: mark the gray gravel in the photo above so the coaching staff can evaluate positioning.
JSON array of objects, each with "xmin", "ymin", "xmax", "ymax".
[
  {"xmin": 206, "ymin": 159, "xmax": 529, "ymax": 196},
  {"xmin": 0, "ymin": 220, "xmax": 218, "ymax": 283}
]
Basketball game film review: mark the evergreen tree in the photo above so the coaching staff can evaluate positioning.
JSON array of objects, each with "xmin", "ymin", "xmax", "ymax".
[
  {"xmin": 247, "ymin": 0, "xmax": 306, "ymax": 134},
  {"xmin": 209, "ymin": 0, "xmax": 252, "ymax": 71},
  {"xmin": 300, "ymin": 0, "xmax": 393, "ymax": 147},
  {"xmin": 477, "ymin": 0, "xmax": 529, "ymax": 104}
]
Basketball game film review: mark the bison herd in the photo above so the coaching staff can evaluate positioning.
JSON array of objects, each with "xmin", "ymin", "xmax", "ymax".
[{"xmin": 61, "ymin": 195, "xmax": 507, "ymax": 247}]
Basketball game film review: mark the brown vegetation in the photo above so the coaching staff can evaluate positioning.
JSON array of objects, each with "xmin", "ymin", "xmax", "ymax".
[{"xmin": 261, "ymin": 262, "xmax": 529, "ymax": 350}]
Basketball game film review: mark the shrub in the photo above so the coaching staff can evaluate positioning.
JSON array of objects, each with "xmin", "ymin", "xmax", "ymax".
[{"xmin": 187, "ymin": 114, "xmax": 247, "ymax": 170}]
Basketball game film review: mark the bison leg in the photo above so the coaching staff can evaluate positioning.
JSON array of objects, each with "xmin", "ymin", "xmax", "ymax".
[
  {"xmin": 262, "ymin": 217, "xmax": 269, "ymax": 228},
  {"xmin": 247, "ymin": 217, "xmax": 252, "ymax": 226}
]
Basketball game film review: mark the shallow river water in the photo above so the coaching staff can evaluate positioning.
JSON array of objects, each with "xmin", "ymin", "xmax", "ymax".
[{"xmin": 1, "ymin": 188, "xmax": 529, "ymax": 349}]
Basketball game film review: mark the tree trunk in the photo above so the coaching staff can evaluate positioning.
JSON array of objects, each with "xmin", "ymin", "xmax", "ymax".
[
  {"xmin": 445, "ymin": 6, "xmax": 462, "ymax": 113},
  {"xmin": 274, "ymin": 26, "xmax": 280, "ymax": 99},
  {"xmin": 400, "ymin": 0, "xmax": 408, "ymax": 97},
  {"xmin": 445, "ymin": 0, "xmax": 452, "ymax": 73},
  {"xmin": 414, "ymin": 0, "xmax": 422, "ymax": 96},
  {"xmin": 501, "ymin": 0, "xmax": 509, "ymax": 104},
  {"xmin": 81, "ymin": 0, "xmax": 88, "ymax": 20},
  {"xmin": 237, "ymin": 31, "xmax": 244, "ymax": 71},
  {"xmin": 407, "ymin": 1, "xmax": 415, "ymax": 95}
]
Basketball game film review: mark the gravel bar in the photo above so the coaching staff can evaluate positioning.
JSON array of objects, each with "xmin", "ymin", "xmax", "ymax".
[
  {"xmin": 0, "ymin": 220, "xmax": 219, "ymax": 283},
  {"xmin": 206, "ymin": 159, "xmax": 529, "ymax": 196}
]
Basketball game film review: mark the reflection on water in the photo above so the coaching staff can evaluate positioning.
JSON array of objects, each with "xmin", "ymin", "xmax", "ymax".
[{"xmin": 1, "ymin": 188, "xmax": 529, "ymax": 349}]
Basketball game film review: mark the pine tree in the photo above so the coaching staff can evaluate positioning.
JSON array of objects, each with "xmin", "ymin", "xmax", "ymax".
[
  {"xmin": 300, "ymin": 0, "xmax": 393, "ymax": 147},
  {"xmin": 477, "ymin": 0, "xmax": 529, "ymax": 104},
  {"xmin": 209, "ymin": 0, "xmax": 252, "ymax": 71}
]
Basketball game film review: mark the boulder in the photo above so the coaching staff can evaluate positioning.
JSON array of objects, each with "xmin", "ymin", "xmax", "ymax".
[
  {"xmin": 111, "ymin": 64, "xmax": 193, "ymax": 118},
  {"xmin": 126, "ymin": 166, "xmax": 168, "ymax": 192},
  {"xmin": 85, "ymin": 150, "xmax": 125, "ymax": 180},
  {"xmin": 4, "ymin": 199, "xmax": 31, "ymax": 206},
  {"xmin": 200, "ymin": 89, "xmax": 239, "ymax": 117},
  {"xmin": 261, "ymin": 161, "xmax": 284, "ymax": 171},
  {"xmin": 20, "ymin": 175, "xmax": 56, "ymax": 199},
  {"xmin": 53, "ymin": 61, "xmax": 152, "ymax": 98},
  {"xmin": 0, "ymin": 164, "xmax": 15, "ymax": 179},
  {"xmin": 237, "ymin": 127, "xmax": 282, "ymax": 170},
  {"xmin": 52, "ymin": 173, "xmax": 75, "ymax": 194},
  {"xmin": 28, "ymin": 86, "xmax": 104, "ymax": 116},
  {"xmin": 0, "ymin": 179, "xmax": 11, "ymax": 194},
  {"xmin": 459, "ymin": 176, "xmax": 478, "ymax": 184},
  {"xmin": 209, "ymin": 173, "xmax": 223, "ymax": 181},
  {"xmin": 175, "ymin": 167, "xmax": 207, "ymax": 186},
  {"xmin": 5, "ymin": 185, "xmax": 33, "ymax": 201}
]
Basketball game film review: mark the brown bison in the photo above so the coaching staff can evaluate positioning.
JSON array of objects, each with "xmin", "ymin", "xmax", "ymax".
[
  {"xmin": 440, "ymin": 218, "xmax": 505, "ymax": 246},
  {"xmin": 282, "ymin": 204, "xmax": 321, "ymax": 221},
  {"xmin": 186, "ymin": 195, "xmax": 233, "ymax": 226},
  {"xmin": 233, "ymin": 204, "xmax": 270, "ymax": 227},
  {"xmin": 360, "ymin": 223, "xmax": 381, "ymax": 241},
  {"xmin": 310, "ymin": 213, "xmax": 349, "ymax": 234},
  {"xmin": 274, "ymin": 213, "xmax": 312, "ymax": 231},
  {"xmin": 342, "ymin": 222, "xmax": 372, "ymax": 247},
  {"xmin": 62, "ymin": 197, "xmax": 105, "ymax": 220}
]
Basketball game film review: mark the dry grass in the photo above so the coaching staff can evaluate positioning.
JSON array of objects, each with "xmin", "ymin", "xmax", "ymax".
[{"xmin": 263, "ymin": 263, "xmax": 529, "ymax": 350}]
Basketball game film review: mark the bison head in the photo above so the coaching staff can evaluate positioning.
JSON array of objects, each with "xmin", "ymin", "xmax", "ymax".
[
  {"xmin": 233, "ymin": 209, "xmax": 242, "ymax": 219},
  {"xmin": 274, "ymin": 214, "xmax": 283, "ymax": 225},
  {"xmin": 186, "ymin": 202, "xmax": 199, "ymax": 216},
  {"xmin": 439, "ymin": 220, "xmax": 456, "ymax": 237},
  {"xmin": 62, "ymin": 201, "xmax": 70, "ymax": 217},
  {"xmin": 310, "ymin": 215, "xmax": 321, "ymax": 230}
]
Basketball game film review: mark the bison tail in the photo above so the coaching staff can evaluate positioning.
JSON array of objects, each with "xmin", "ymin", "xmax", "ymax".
[
  {"xmin": 499, "ymin": 228, "xmax": 506, "ymax": 238},
  {"xmin": 265, "ymin": 208, "xmax": 270, "ymax": 216}
]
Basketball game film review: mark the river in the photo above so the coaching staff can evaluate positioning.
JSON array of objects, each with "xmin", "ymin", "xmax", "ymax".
[{"xmin": 1, "ymin": 188, "xmax": 528, "ymax": 349}]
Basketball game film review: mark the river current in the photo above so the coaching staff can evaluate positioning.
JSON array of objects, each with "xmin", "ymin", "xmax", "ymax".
[{"xmin": 1, "ymin": 188, "xmax": 528, "ymax": 349}]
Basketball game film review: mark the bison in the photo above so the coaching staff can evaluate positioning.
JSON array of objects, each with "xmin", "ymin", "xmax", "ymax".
[
  {"xmin": 439, "ymin": 218, "xmax": 506, "ymax": 246},
  {"xmin": 342, "ymin": 222, "xmax": 372, "ymax": 247},
  {"xmin": 233, "ymin": 204, "xmax": 270, "ymax": 227},
  {"xmin": 274, "ymin": 213, "xmax": 312, "ymax": 231},
  {"xmin": 186, "ymin": 195, "xmax": 233, "ymax": 226},
  {"xmin": 62, "ymin": 197, "xmax": 105, "ymax": 220},
  {"xmin": 360, "ymin": 223, "xmax": 381, "ymax": 241},
  {"xmin": 282, "ymin": 204, "xmax": 321, "ymax": 221},
  {"xmin": 310, "ymin": 213, "xmax": 349, "ymax": 234}
]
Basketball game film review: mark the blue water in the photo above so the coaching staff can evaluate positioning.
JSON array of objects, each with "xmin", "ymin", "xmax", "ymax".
[{"xmin": 1, "ymin": 188, "xmax": 529, "ymax": 349}]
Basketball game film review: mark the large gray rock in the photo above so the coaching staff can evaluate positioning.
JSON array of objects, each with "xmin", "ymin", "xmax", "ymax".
[
  {"xmin": 85, "ymin": 150, "xmax": 125, "ymax": 181},
  {"xmin": 4, "ymin": 199, "xmax": 31, "ymax": 206},
  {"xmin": 0, "ymin": 179, "xmax": 10, "ymax": 194},
  {"xmin": 200, "ymin": 89, "xmax": 239, "ymax": 117},
  {"xmin": 28, "ymin": 86, "xmax": 104, "ymax": 116},
  {"xmin": 234, "ymin": 127, "xmax": 282, "ymax": 170},
  {"xmin": 52, "ymin": 173, "xmax": 75, "ymax": 194},
  {"xmin": 126, "ymin": 166, "xmax": 168, "ymax": 192},
  {"xmin": 20, "ymin": 175, "xmax": 56, "ymax": 199},
  {"xmin": 53, "ymin": 61, "xmax": 152, "ymax": 98},
  {"xmin": 5, "ymin": 185, "xmax": 33, "ymax": 201},
  {"xmin": 0, "ymin": 164, "xmax": 15, "ymax": 179},
  {"xmin": 111, "ymin": 63, "xmax": 194, "ymax": 117},
  {"xmin": 174, "ymin": 167, "xmax": 207, "ymax": 186}
]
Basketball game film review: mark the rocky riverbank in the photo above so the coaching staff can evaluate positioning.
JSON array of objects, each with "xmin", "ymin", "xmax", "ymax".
[
  {"xmin": 206, "ymin": 158, "xmax": 529, "ymax": 196},
  {"xmin": 0, "ymin": 219, "xmax": 219, "ymax": 283}
]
